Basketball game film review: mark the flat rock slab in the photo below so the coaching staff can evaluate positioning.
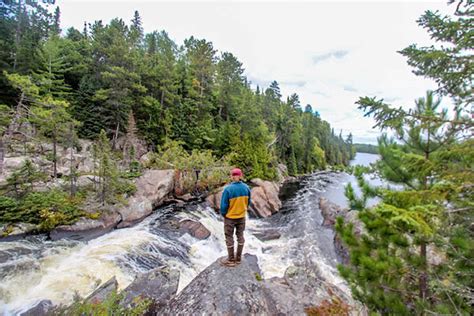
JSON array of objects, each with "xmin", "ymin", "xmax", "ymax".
[
  {"xmin": 49, "ymin": 211, "xmax": 121, "ymax": 241},
  {"xmin": 158, "ymin": 254, "xmax": 270, "ymax": 315}
]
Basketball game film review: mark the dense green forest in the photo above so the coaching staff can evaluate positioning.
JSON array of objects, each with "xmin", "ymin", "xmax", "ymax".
[
  {"xmin": 338, "ymin": 1, "xmax": 473, "ymax": 314},
  {"xmin": 0, "ymin": 1, "xmax": 354, "ymax": 179},
  {"xmin": 353, "ymin": 143, "xmax": 378, "ymax": 154},
  {"xmin": 0, "ymin": 1, "xmax": 354, "ymax": 228}
]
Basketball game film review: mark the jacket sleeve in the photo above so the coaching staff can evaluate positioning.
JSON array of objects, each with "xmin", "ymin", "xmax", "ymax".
[
  {"xmin": 247, "ymin": 186, "xmax": 252, "ymax": 208},
  {"xmin": 220, "ymin": 188, "xmax": 229, "ymax": 216}
]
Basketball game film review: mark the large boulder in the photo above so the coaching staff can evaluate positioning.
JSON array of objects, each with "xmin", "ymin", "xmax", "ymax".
[
  {"xmin": 249, "ymin": 186, "xmax": 273, "ymax": 217},
  {"xmin": 120, "ymin": 267, "xmax": 179, "ymax": 308},
  {"xmin": 178, "ymin": 219, "xmax": 211, "ymax": 240},
  {"xmin": 19, "ymin": 300, "xmax": 53, "ymax": 316},
  {"xmin": 250, "ymin": 178, "xmax": 282, "ymax": 218},
  {"xmin": 0, "ymin": 223, "xmax": 38, "ymax": 241},
  {"xmin": 50, "ymin": 211, "xmax": 121, "ymax": 241},
  {"xmin": 117, "ymin": 169, "xmax": 174, "ymax": 228},
  {"xmin": 158, "ymin": 254, "xmax": 272, "ymax": 315},
  {"xmin": 158, "ymin": 254, "xmax": 357, "ymax": 315}
]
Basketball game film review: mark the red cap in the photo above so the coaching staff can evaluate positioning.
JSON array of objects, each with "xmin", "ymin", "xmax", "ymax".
[{"xmin": 231, "ymin": 168, "xmax": 243, "ymax": 177}]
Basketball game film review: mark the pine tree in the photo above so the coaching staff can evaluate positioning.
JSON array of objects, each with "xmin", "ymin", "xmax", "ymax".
[{"xmin": 96, "ymin": 129, "xmax": 120, "ymax": 205}]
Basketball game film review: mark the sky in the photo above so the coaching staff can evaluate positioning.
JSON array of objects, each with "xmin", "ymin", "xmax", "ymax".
[{"xmin": 58, "ymin": 0, "xmax": 454, "ymax": 144}]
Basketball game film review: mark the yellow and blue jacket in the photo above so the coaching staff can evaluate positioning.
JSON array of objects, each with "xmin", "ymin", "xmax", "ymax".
[{"xmin": 220, "ymin": 181, "xmax": 251, "ymax": 219}]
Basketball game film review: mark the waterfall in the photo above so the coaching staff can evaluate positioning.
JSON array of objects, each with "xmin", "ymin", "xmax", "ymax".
[{"xmin": 0, "ymin": 154, "xmax": 382, "ymax": 315}]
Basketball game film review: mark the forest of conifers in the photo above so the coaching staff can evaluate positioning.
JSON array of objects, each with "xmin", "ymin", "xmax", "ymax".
[{"xmin": 0, "ymin": 1, "xmax": 354, "ymax": 181}]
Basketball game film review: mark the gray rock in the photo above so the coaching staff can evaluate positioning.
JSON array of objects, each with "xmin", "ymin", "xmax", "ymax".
[
  {"xmin": 121, "ymin": 267, "xmax": 179, "ymax": 308},
  {"xmin": 50, "ymin": 211, "xmax": 121, "ymax": 241},
  {"xmin": 85, "ymin": 277, "xmax": 118, "ymax": 304},
  {"xmin": 178, "ymin": 219, "xmax": 211, "ymax": 240},
  {"xmin": 159, "ymin": 254, "xmax": 270, "ymax": 315},
  {"xmin": 158, "ymin": 254, "xmax": 356, "ymax": 315},
  {"xmin": 250, "ymin": 228, "xmax": 281, "ymax": 241},
  {"xmin": 0, "ymin": 223, "xmax": 38, "ymax": 241},
  {"xmin": 19, "ymin": 299, "xmax": 53, "ymax": 316},
  {"xmin": 117, "ymin": 169, "xmax": 174, "ymax": 228}
]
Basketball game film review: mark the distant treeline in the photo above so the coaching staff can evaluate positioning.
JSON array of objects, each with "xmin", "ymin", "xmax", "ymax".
[{"xmin": 354, "ymin": 143, "xmax": 378, "ymax": 154}]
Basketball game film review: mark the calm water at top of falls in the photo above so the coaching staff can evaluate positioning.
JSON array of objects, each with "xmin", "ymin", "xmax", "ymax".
[{"xmin": 0, "ymin": 153, "xmax": 379, "ymax": 315}]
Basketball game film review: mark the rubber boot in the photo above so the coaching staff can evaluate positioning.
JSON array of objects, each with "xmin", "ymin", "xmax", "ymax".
[
  {"xmin": 220, "ymin": 246, "xmax": 236, "ymax": 267},
  {"xmin": 235, "ymin": 243, "xmax": 244, "ymax": 265}
]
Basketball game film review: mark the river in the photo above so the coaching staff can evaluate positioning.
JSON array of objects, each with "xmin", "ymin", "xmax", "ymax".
[{"xmin": 0, "ymin": 153, "xmax": 379, "ymax": 315}]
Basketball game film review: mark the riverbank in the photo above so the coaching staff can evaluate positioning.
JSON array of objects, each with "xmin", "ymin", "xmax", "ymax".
[{"xmin": 1, "ymin": 169, "xmax": 357, "ymax": 314}]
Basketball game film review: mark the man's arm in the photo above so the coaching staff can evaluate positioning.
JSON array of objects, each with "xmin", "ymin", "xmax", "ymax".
[
  {"xmin": 220, "ymin": 188, "xmax": 229, "ymax": 217},
  {"xmin": 247, "ymin": 186, "xmax": 251, "ymax": 208}
]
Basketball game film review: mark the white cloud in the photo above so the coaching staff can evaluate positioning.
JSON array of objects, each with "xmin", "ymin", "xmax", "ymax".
[{"xmin": 59, "ymin": 0, "xmax": 454, "ymax": 144}]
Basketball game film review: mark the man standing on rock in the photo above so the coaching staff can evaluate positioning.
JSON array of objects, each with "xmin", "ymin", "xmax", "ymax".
[{"xmin": 220, "ymin": 168, "xmax": 251, "ymax": 267}]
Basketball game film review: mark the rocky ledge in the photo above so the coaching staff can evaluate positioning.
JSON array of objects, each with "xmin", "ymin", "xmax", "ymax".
[{"xmin": 158, "ymin": 254, "xmax": 360, "ymax": 315}]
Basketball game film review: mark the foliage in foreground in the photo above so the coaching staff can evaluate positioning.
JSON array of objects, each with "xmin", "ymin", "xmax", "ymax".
[
  {"xmin": 53, "ymin": 291, "xmax": 153, "ymax": 316},
  {"xmin": 336, "ymin": 2, "xmax": 473, "ymax": 313}
]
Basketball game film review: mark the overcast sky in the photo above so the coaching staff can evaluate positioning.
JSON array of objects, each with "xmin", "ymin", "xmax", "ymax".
[{"xmin": 59, "ymin": 0, "xmax": 453, "ymax": 144}]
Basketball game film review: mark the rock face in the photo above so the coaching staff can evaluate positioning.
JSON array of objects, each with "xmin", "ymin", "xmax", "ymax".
[
  {"xmin": 49, "ymin": 211, "xmax": 121, "ymax": 241},
  {"xmin": 121, "ymin": 267, "xmax": 179, "ymax": 308},
  {"xmin": 178, "ymin": 219, "xmax": 211, "ymax": 240},
  {"xmin": 250, "ymin": 179, "xmax": 282, "ymax": 218},
  {"xmin": 249, "ymin": 228, "xmax": 281, "ymax": 241},
  {"xmin": 158, "ymin": 254, "xmax": 354, "ymax": 315},
  {"xmin": 117, "ymin": 169, "xmax": 174, "ymax": 228},
  {"xmin": 19, "ymin": 300, "xmax": 53, "ymax": 316},
  {"xmin": 159, "ymin": 254, "xmax": 271, "ymax": 315}
]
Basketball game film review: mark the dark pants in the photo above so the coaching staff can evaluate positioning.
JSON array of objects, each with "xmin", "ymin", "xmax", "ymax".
[{"xmin": 224, "ymin": 217, "xmax": 245, "ymax": 249}]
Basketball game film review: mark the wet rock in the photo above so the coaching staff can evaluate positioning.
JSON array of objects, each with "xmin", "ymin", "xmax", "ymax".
[
  {"xmin": 158, "ymin": 254, "xmax": 357, "ymax": 315},
  {"xmin": 158, "ymin": 254, "xmax": 271, "ymax": 315},
  {"xmin": 178, "ymin": 219, "xmax": 211, "ymax": 240},
  {"xmin": 85, "ymin": 277, "xmax": 118, "ymax": 304},
  {"xmin": 117, "ymin": 169, "xmax": 174, "ymax": 228},
  {"xmin": 121, "ymin": 267, "xmax": 179, "ymax": 308},
  {"xmin": 175, "ymin": 193, "xmax": 195, "ymax": 202},
  {"xmin": 319, "ymin": 197, "xmax": 347, "ymax": 227},
  {"xmin": 19, "ymin": 299, "xmax": 53, "ymax": 316},
  {"xmin": 251, "ymin": 228, "xmax": 281, "ymax": 241},
  {"xmin": 50, "ymin": 211, "xmax": 121, "ymax": 241},
  {"xmin": 0, "ymin": 223, "xmax": 38, "ymax": 241}
]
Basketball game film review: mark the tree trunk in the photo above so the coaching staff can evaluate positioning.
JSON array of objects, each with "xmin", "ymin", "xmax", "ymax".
[
  {"xmin": 0, "ymin": 135, "xmax": 4, "ymax": 175},
  {"xmin": 419, "ymin": 240, "xmax": 428, "ymax": 300},
  {"xmin": 112, "ymin": 121, "xmax": 120, "ymax": 150},
  {"xmin": 69, "ymin": 123, "xmax": 76, "ymax": 198},
  {"xmin": 52, "ymin": 133, "xmax": 57, "ymax": 178}
]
